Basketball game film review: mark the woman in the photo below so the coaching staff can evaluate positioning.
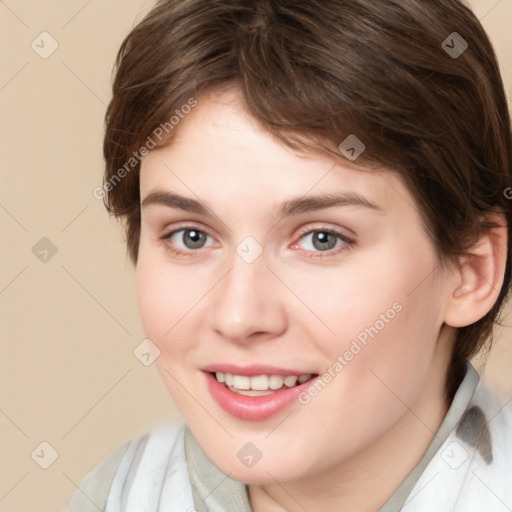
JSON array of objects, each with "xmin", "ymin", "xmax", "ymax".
[{"xmin": 67, "ymin": 0, "xmax": 512, "ymax": 510}]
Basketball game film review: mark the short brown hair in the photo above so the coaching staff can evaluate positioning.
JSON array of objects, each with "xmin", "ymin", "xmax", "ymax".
[{"xmin": 103, "ymin": 0, "xmax": 512, "ymax": 399}]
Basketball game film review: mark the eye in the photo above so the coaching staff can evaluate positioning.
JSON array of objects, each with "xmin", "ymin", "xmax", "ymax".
[
  {"xmin": 293, "ymin": 228, "xmax": 354, "ymax": 257},
  {"xmin": 162, "ymin": 227, "xmax": 214, "ymax": 252}
]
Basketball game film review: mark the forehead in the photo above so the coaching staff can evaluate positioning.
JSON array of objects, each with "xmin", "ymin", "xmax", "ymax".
[{"xmin": 139, "ymin": 89, "xmax": 414, "ymax": 216}]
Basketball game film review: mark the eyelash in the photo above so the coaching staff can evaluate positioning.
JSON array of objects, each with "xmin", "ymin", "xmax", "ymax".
[
  {"xmin": 160, "ymin": 224, "xmax": 355, "ymax": 259},
  {"xmin": 293, "ymin": 226, "xmax": 355, "ymax": 259}
]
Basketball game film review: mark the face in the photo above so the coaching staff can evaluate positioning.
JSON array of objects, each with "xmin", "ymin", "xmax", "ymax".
[{"xmin": 136, "ymin": 88, "xmax": 457, "ymax": 484}]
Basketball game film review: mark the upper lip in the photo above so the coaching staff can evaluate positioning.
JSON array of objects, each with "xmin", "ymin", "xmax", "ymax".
[{"xmin": 201, "ymin": 363, "xmax": 316, "ymax": 377}]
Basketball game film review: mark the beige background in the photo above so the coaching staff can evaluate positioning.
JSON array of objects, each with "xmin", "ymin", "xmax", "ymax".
[{"xmin": 0, "ymin": 1, "xmax": 511, "ymax": 511}]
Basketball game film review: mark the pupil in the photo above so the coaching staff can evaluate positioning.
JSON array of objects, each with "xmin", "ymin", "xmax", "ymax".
[
  {"xmin": 313, "ymin": 232, "xmax": 336, "ymax": 251},
  {"xmin": 184, "ymin": 230, "xmax": 205, "ymax": 249}
]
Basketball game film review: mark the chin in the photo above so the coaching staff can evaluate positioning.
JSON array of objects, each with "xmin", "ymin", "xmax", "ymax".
[{"xmin": 214, "ymin": 456, "xmax": 301, "ymax": 485}]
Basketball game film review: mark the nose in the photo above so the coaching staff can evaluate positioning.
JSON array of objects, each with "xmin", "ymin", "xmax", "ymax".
[{"xmin": 207, "ymin": 252, "xmax": 288, "ymax": 344}]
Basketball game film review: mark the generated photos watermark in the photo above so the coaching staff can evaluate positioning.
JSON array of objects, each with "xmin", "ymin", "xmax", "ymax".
[
  {"xmin": 298, "ymin": 301, "xmax": 403, "ymax": 405},
  {"xmin": 93, "ymin": 97, "xmax": 198, "ymax": 200}
]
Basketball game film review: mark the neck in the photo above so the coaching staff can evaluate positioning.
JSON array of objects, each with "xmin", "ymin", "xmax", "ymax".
[{"xmin": 248, "ymin": 347, "xmax": 453, "ymax": 512}]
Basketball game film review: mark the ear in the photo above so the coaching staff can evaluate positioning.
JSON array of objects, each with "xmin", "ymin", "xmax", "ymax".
[{"xmin": 443, "ymin": 210, "xmax": 508, "ymax": 328}]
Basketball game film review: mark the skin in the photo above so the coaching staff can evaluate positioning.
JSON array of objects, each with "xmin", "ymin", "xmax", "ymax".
[{"xmin": 135, "ymin": 87, "xmax": 503, "ymax": 511}]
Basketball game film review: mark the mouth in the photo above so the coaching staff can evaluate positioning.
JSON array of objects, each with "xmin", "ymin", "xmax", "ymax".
[
  {"xmin": 202, "ymin": 365, "xmax": 319, "ymax": 421},
  {"xmin": 212, "ymin": 371, "xmax": 315, "ymax": 396}
]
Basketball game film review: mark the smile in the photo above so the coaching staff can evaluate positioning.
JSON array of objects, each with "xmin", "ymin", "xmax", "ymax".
[{"xmin": 202, "ymin": 366, "xmax": 319, "ymax": 421}]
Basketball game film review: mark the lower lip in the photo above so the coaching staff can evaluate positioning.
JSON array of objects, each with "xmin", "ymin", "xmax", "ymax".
[{"xmin": 204, "ymin": 372, "xmax": 317, "ymax": 421}]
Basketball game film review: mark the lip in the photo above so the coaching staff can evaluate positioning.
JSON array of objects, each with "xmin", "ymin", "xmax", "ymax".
[
  {"xmin": 204, "ymin": 370, "xmax": 319, "ymax": 421},
  {"xmin": 201, "ymin": 363, "xmax": 315, "ymax": 377}
]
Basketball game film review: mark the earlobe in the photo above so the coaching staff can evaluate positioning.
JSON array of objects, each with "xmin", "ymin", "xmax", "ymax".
[{"xmin": 444, "ymin": 212, "xmax": 507, "ymax": 328}]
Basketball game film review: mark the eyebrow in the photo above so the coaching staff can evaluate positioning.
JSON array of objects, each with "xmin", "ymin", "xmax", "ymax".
[{"xmin": 141, "ymin": 190, "xmax": 384, "ymax": 217}]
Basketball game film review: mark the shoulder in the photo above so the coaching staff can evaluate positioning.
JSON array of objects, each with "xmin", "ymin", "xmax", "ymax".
[
  {"xmin": 399, "ymin": 380, "xmax": 512, "ymax": 512},
  {"xmin": 466, "ymin": 381, "xmax": 512, "ymax": 464},
  {"xmin": 63, "ymin": 421, "xmax": 188, "ymax": 512},
  {"xmin": 470, "ymin": 380, "xmax": 512, "ymax": 419},
  {"xmin": 63, "ymin": 439, "xmax": 131, "ymax": 512},
  {"xmin": 452, "ymin": 381, "xmax": 512, "ymax": 509},
  {"xmin": 469, "ymin": 380, "xmax": 512, "ymax": 442}
]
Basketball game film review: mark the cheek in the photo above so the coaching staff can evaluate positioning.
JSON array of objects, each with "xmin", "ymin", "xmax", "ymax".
[
  {"xmin": 135, "ymin": 257, "xmax": 202, "ymax": 406},
  {"xmin": 136, "ymin": 243, "xmax": 202, "ymax": 338},
  {"xmin": 295, "ymin": 243, "xmax": 444, "ymax": 396},
  {"xmin": 136, "ymin": 262, "xmax": 170, "ymax": 340},
  {"xmin": 291, "ymin": 245, "xmax": 436, "ymax": 350}
]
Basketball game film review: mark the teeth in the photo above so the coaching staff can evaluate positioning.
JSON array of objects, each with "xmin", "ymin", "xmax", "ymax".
[
  {"xmin": 269, "ymin": 375, "xmax": 285, "ymax": 389},
  {"xmin": 214, "ymin": 372, "xmax": 312, "ymax": 391},
  {"xmin": 284, "ymin": 375, "xmax": 298, "ymax": 387},
  {"xmin": 250, "ymin": 375, "xmax": 269, "ymax": 390},
  {"xmin": 232, "ymin": 375, "xmax": 251, "ymax": 390}
]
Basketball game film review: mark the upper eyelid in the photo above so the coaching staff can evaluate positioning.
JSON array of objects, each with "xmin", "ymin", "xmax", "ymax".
[
  {"xmin": 296, "ymin": 225, "xmax": 350, "ymax": 237},
  {"xmin": 162, "ymin": 222, "xmax": 214, "ymax": 237},
  {"xmin": 162, "ymin": 222, "xmax": 350, "ymax": 237}
]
